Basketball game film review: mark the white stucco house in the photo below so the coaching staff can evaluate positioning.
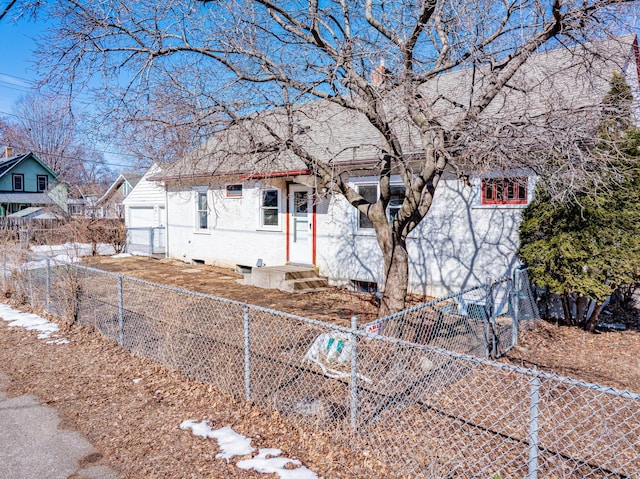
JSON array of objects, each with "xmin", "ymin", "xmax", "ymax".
[
  {"xmin": 122, "ymin": 164, "xmax": 167, "ymax": 254},
  {"xmin": 150, "ymin": 35, "xmax": 640, "ymax": 297}
]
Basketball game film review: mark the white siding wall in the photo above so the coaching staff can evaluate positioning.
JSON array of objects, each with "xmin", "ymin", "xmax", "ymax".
[
  {"xmin": 123, "ymin": 165, "xmax": 166, "ymax": 208},
  {"xmin": 123, "ymin": 164, "xmax": 167, "ymax": 228},
  {"xmin": 166, "ymin": 179, "xmax": 287, "ymax": 267},
  {"xmin": 164, "ymin": 175, "xmax": 528, "ymax": 296},
  {"xmin": 315, "ymin": 177, "xmax": 530, "ymax": 297}
]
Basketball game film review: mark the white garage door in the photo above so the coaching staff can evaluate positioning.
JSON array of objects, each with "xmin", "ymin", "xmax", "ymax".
[
  {"xmin": 129, "ymin": 207, "xmax": 155, "ymax": 228},
  {"xmin": 128, "ymin": 207, "xmax": 165, "ymax": 252}
]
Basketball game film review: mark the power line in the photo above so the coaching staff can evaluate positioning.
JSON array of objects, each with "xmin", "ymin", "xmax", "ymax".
[
  {"xmin": 6, "ymin": 147, "xmax": 138, "ymax": 170},
  {"xmin": 0, "ymin": 71, "xmax": 35, "ymax": 85},
  {"xmin": 0, "ymin": 71, "xmax": 105, "ymax": 107},
  {"xmin": 0, "ymin": 81, "xmax": 32, "ymax": 94},
  {"xmin": 0, "ymin": 109, "xmax": 143, "ymax": 161}
]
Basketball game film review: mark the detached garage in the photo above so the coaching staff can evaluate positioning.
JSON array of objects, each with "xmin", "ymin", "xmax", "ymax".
[{"xmin": 122, "ymin": 164, "xmax": 166, "ymax": 255}]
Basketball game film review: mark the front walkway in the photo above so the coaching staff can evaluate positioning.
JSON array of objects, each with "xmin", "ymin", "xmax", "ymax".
[{"xmin": 0, "ymin": 370, "xmax": 117, "ymax": 479}]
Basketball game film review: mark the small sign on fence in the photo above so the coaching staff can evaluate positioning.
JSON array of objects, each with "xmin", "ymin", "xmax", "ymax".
[{"xmin": 366, "ymin": 322, "xmax": 381, "ymax": 335}]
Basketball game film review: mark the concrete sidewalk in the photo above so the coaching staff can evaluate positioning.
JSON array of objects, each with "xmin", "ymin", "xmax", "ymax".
[{"xmin": 0, "ymin": 371, "xmax": 118, "ymax": 479}]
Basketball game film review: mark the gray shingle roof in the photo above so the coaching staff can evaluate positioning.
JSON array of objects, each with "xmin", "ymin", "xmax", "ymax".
[
  {"xmin": 0, "ymin": 155, "xmax": 27, "ymax": 178},
  {"xmin": 0, "ymin": 192, "xmax": 56, "ymax": 205},
  {"xmin": 159, "ymin": 35, "xmax": 638, "ymax": 182}
]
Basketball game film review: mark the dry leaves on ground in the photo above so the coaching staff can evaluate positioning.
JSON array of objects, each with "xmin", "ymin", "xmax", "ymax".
[{"xmin": 0, "ymin": 303, "xmax": 382, "ymax": 479}]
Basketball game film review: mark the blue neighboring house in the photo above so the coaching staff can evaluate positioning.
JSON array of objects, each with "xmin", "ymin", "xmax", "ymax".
[{"xmin": 0, "ymin": 148, "xmax": 68, "ymax": 218}]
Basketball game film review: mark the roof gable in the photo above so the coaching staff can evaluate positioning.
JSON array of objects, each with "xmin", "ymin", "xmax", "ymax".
[
  {"xmin": 0, "ymin": 152, "xmax": 60, "ymax": 181},
  {"xmin": 97, "ymin": 172, "xmax": 144, "ymax": 204}
]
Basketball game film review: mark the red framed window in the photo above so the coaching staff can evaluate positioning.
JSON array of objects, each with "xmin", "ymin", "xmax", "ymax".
[
  {"xmin": 482, "ymin": 177, "xmax": 528, "ymax": 205},
  {"xmin": 226, "ymin": 184, "xmax": 243, "ymax": 198}
]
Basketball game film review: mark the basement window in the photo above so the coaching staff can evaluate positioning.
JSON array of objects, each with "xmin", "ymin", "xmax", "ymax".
[{"xmin": 351, "ymin": 279, "xmax": 378, "ymax": 294}]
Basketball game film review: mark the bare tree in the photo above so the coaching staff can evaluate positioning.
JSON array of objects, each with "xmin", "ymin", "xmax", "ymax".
[
  {"xmin": 0, "ymin": 92, "xmax": 113, "ymax": 186},
  {"xmin": 0, "ymin": 1, "xmax": 42, "ymax": 24},
  {"xmin": 106, "ymin": 84, "xmax": 210, "ymax": 167},
  {"xmin": 34, "ymin": 0, "xmax": 638, "ymax": 315}
]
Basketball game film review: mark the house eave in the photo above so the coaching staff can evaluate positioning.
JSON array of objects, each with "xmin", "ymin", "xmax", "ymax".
[
  {"xmin": 240, "ymin": 169, "xmax": 311, "ymax": 180},
  {"xmin": 154, "ymin": 169, "xmax": 313, "ymax": 183}
]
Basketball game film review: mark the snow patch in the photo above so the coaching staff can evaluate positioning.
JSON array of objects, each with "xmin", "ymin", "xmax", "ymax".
[
  {"xmin": 112, "ymin": 253, "xmax": 132, "ymax": 259},
  {"xmin": 237, "ymin": 449, "xmax": 318, "ymax": 479},
  {"xmin": 0, "ymin": 304, "xmax": 67, "ymax": 343},
  {"xmin": 180, "ymin": 420, "xmax": 317, "ymax": 478},
  {"xmin": 180, "ymin": 421, "xmax": 254, "ymax": 460},
  {"xmin": 31, "ymin": 242, "xmax": 116, "ymax": 258}
]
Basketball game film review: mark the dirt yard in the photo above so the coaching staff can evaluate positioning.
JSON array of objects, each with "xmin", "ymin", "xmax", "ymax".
[
  {"xmin": 503, "ymin": 319, "xmax": 640, "ymax": 392},
  {"xmin": 0, "ymin": 313, "xmax": 376, "ymax": 478},
  {"xmin": 82, "ymin": 255, "xmax": 386, "ymax": 327}
]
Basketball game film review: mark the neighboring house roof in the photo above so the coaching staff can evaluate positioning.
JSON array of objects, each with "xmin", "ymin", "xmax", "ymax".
[
  {"xmin": 0, "ymin": 152, "xmax": 60, "ymax": 183},
  {"xmin": 0, "ymin": 192, "xmax": 57, "ymax": 205},
  {"xmin": 122, "ymin": 163, "xmax": 165, "ymax": 207},
  {"xmin": 97, "ymin": 173, "xmax": 143, "ymax": 205},
  {"xmin": 7, "ymin": 206, "xmax": 64, "ymax": 219},
  {"xmin": 68, "ymin": 182, "xmax": 108, "ymax": 200},
  {"xmin": 157, "ymin": 35, "xmax": 638, "ymax": 182}
]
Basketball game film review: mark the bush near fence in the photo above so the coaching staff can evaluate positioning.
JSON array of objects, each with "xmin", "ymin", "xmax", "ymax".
[
  {"xmin": 1, "ymin": 247, "xmax": 638, "ymax": 479},
  {"xmin": 0, "ymin": 218, "xmax": 126, "ymax": 253}
]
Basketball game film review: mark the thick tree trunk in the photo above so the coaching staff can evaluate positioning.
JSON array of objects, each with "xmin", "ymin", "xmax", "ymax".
[
  {"xmin": 584, "ymin": 303, "xmax": 602, "ymax": 333},
  {"xmin": 378, "ymin": 235, "xmax": 410, "ymax": 319},
  {"xmin": 561, "ymin": 294, "xmax": 573, "ymax": 325},
  {"xmin": 575, "ymin": 295, "xmax": 589, "ymax": 326}
]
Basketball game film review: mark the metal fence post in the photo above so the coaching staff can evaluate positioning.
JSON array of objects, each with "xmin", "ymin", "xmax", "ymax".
[
  {"xmin": 45, "ymin": 258, "xmax": 51, "ymax": 313},
  {"xmin": 512, "ymin": 271, "xmax": 520, "ymax": 348},
  {"xmin": 2, "ymin": 251, "xmax": 6, "ymax": 294},
  {"xmin": 528, "ymin": 373, "xmax": 541, "ymax": 479},
  {"xmin": 244, "ymin": 306, "xmax": 251, "ymax": 400},
  {"xmin": 118, "ymin": 275, "xmax": 124, "ymax": 347},
  {"xmin": 149, "ymin": 227, "xmax": 155, "ymax": 256},
  {"xmin": 350, "ymin": 315, "xmax": 358, "ymax": 430},
  {"xmin": 484, "ymin": 279, "xmax": 493, "ymax": 359}
]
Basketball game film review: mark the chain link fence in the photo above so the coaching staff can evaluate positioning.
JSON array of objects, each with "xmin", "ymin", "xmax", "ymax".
[
  {"xmin": 1, "ymin": 247, "xmax": 638, "ymax": 478},
  {"xmin": 362, "ymin": 268, "xmax": 539, "ymax": 359}
]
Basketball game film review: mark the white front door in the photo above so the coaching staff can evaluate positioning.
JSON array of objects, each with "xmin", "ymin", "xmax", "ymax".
[{"xmin": 288, "ymin": 186, "xmax": 313, "ymax": 264}]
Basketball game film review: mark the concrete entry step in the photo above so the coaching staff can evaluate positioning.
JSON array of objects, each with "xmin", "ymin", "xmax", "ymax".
[{"xmin": 247, "ymin": 265, "xmax": 329, "ymax": 292}]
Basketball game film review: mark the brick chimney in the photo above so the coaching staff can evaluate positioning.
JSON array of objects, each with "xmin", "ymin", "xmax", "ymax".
[
  {"xmin": 5, "ymin": 146, "xmax": 13, "ymax": 158},
  {"xmin": 371, "ymin": 59, "xmax": 392, "ymax": 87}
]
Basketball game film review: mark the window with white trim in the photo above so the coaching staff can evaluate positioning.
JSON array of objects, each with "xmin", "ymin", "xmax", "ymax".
[
  {"xmin": 357, "ymin": 183, "xmax": 406, "ymax": 229},
  {"xmin": 196, "ymin": 191, "xmax": 208, "ymax": 230},
  {"xmin": 387, "ymin": 184, "xmax": 405, "ymax": 220},
  {"xmin": 12, "ymin": 174, "xmax": 24, "ymax": 191},
  {"xmin": 357, "ymin": 184, "xmax": 377, "ymax": 229},
  {"xmin": 37, "ymin": 175, "xmax": 48, "ymax": 192},
  {"xmin": 260, "ymin": 189, "xmax": 279, "ymax": 228},
  {"xmin": 70, "ymin": 204, "xmax": 83, "ymax": 215},
  {"xmin": 481, "ymin": 177, "xmax": 528, "ymax": 205}
]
